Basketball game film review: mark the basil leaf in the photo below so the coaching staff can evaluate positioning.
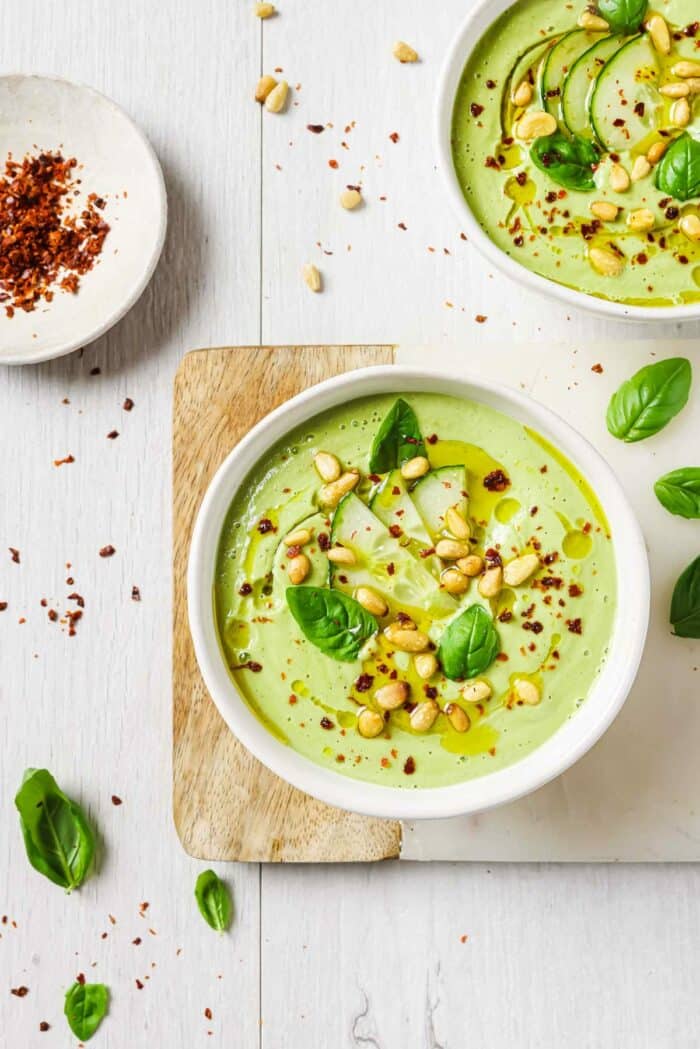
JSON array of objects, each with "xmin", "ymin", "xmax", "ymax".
[
  {"xmin": 655, "ymin": 133, "xmax": 700, "ymax": 202},
  {"xmin": 530, "ymin": 131, "xmax": 599, "ymax": 192},
  {"xmin": 15, "ymin": 769, "xmax": 95, "ymax": 891},
  {"xmin": 64, "ymin": 981, "xmax": 109, "ymax": 1041},
  {"xmin": 670, "ymin": 556, "xmax": 700, "ymax": 639},
  {"xmin": 437, "ymin": 605, "xmax": 500, "ymax": 681},
  {"xmin": 194, "ymin": 869, "xmax": 232, "ymax": 932},
  {"xmin": 286, "ymin": 586, "xmax": 377, "ymax": 661},
  {"xmin": 369, "ymin": 398, "xmax": 426, "ymax": 473},
  {"xmin": 597, "ymin": 0, "xmax": 647, "ymax": 33},
  {"xmin": 654, "ymin": 468, "xmax": 700, "ymax": 519},
  {"xmin": 606, "ymin": 358, "xmax": 692, "ymax": 443}
]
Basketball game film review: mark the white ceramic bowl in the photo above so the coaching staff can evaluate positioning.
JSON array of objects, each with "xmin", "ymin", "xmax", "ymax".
[
  {"xmin": 188, "ymin": 366, "xmax": 649, "ymax": 821},
  {"xmin": 0, "ymin": 75, "xmax": 167, "ymax": 365},
  {"xmin": 435, "ymin": 0, "xmax": 700, "ymax": 324}
]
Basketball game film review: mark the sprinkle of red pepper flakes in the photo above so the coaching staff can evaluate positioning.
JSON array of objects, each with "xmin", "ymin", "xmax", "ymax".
[
  {"xmin": 10, "ymin": 986, "xmax": 29, "ymax": 997},
  {"xmin": 99, "ymin": 545, "xmax": 116, "ymax": 558},
  {"xmin": 106, "ymin": 430, "xmax": 119, "ymax": 440},
  {"xmin": 135, "ymin": 979, "xmax": 144, "ymax": 990},
  {"xmin": 53, "ymin": 454, "xmax": 75, "ymax": 467},
  {"xmin": 306, "ymin": 124, "xmax": 324, "ymax": 134},
  {"xmin": 403, "ymin": 756, "xmax": 416, "ymax": 775},
  {"xmin": 76, "ymin": 973, "xmax": 86, "ymax": 986},
  {"xmin": 591, "ymin": 363, "xmax": 604, "ymax": 374},
  {"xmin": 131, "ymin": 585, "xmax": 141, "ymax": 602},
  {"xmin": 389, "ymin": 131, "xmax": 400, "ymax": 143},
  {"xmin": 111, "ymin": 795, "xmax": 122, "ymax": 806},
  {"xmin": 123, "ymin": 397, "xmax": 134, "ymax": 411},
  {"xmin": 39, "ymin": 1022, "xmax": 50, "ymax": 1032},
  {"xmin": 483, "ymin": 470, "xmax": 510, "ymax": 492},
  {"xmin": 0, "ymin": 602, "xmax": 7, "ymax": 612},
  {"xmin": 204, "ymin": 1008, "xmax": 213, "ymax": 1021},
  {"xmin": 9, "ymin": 548, "xmax": 20, "ymax": 564}
]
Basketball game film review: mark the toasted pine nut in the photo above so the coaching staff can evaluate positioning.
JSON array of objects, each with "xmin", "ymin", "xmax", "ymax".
[
  {"xmin": 445, "ymin": 505, "xmax": 471, "ymax": 540},
  {"xmin": 284, "ymin": 528, "xmax": 312, "ymax": 547},
  {"xmin": 327, "ymin": 546, "xmax": 356, "ymax": 565},
  {"xmin": 384, "ymin": 626, "xmax": 430, "ymax": 653},
  {"xmin": 302, "ymin": 262, "xmax": 322, "ymax": 292},
  {"xmin": 671, "ymin": 97, "xmax": 691, "ymax": 128},
  {"xmin": 590, "ymin": 246, "xmax": 625, "ymax": 277},
  {"xmin": 647, "ymin": 13, "xmax": 671, "ymax": 55},
  {"xmin": 503, "ymin": 553, "xmax": 540, "ymax": 587},
  {"xmin": 436, "ymin": 539, "xmax": 471, "ymax": 560},
  {"xmin": 356, "ymin": 587, "xmax": 388, "ymax": 617},
  {"xmin": 401, "ymin": 455, "xmax": 430, "ymax": 480},
  {"xmin": 410, "ymin": 699, "xmax": 439, "ymax": 732},
  {"xmin": 609, "ymin": 163, "xmax": 630, "ymax": 193},
  {"xmin": 375, "ymin": 681, "xmax": 410, "ymax": 711},
  {"xmin": 659, "ymin": 82, "xmax": 690, "ymax": 98},
  {"xmin": 590, "ymin": 200, "xmax": 619, "ymax": 222},
  {"xmin": 514, "ymin": 678, "xmax": 541, "ymax": 706},
  {"xmin": 462, "ymin": 680, "xmax": 492, "ymax": 702},
  {"xmin": 254, "ymin": 2, "xmax": 276, "ymax": 17},
  {"xmin": 679, "ymin": 214, "xmax": 700, "ymax": 242},
  {"xmin": 631, "ymin": 156, "xmax": 651, "ymax": 182},
  {"xmin": 393, "ymin": 40, "xmax": 419, "ymax": 63},
  {"xmin": 288, "ymin": 553, "xmax": 310, "ymax": 585},
  {"xmin": 512, "ymin": 80, "xmax": 533, "ymax": 107},
  {"xmin": 516, "ymin": 110, "xmax": 557, "ymax": 141},
  {"xmin": 478, "ymin": 565, "xmax": 502, "ymax": 598},
  {"xmin": 319, "ymin": 469, "xmax": 360, "ymax": 507},
  {"xmin": 444, "ymin": 703, "xmax": 470, "ymax": 733},
  {"xmin": 414, "ymin": 653, "xmax": 438, "ymax": 680},
  {"xmin": 340, "ymin": 188, "xmax": 362, "ymax": 210},
  {"xmin": 265, "ymin": 79, "xmax": 289, "ymax": 113},
  {"xmin": 578, "ymin": 9, "xmax": 609, "ymax": 30},
  {"xmin": 314, "ymin": 450, "xmax": 341, "ymax": 482},
  {"xmin": 627, "ymin": 208, "xmax": 655, "ymax": 233},
  {"xmin": 357, "ymin": 708, "xmax": 384, "ymax": 738},
  {"xmin": 457, "ymin": 554, "xmax": 484, "ymax": 577},
  {"xmin": 255, "ymin": 74, "xmax": 277, "ymax": 102},
  {"xmin": 672, "ymin": 61, "xmax": 700, "ymax": 79},
  {"xmin": 646, "ymin": 140, "xmax": 668, "ymax": 165},
  {"xmin": 441, "ymin": 568, "xmax": 470, "ymax": 595}
]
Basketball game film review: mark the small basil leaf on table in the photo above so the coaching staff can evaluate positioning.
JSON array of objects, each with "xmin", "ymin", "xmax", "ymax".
[
  {"xmin": 530, "ymin": 132, "xmax": 599, "ymax": 192},
  {"xmin": 655, "ymin": 133, "xmax": 700, "ymax": 202},
  {"xmin": 654, "ymin": 468, "xmax": 700, "ymax": 519},
  {"xmin": 286, "ymin": 586, "xmax": 377, "ymax": 661},
  {"xmin": 64, "ymin": 981, "xmax": 109, "ymax": 1041},
  {"xmin": 597, "ymin": 0, "xmax": 647, "ymax": 33},
  {"xmin": 369, "ymin": 398, "xmax": 426, "ymax": 473},
  {"xmin": 437, "ymin": 604, "xmax": 500, "ymax": 681},
  {"xmin": 194, "ymin": 869, "xmax": 232, "ymax": 932},
  {"xmin": 15, "ymin": 768, "xmax": 95, "ymax": 891},
  {"xmin": 670, "ymin": 556, "xmax": 700, "ymax": 639},
  {"xmin": 606, "ymin": 358, "xmax": 692, "ymax": 443}
]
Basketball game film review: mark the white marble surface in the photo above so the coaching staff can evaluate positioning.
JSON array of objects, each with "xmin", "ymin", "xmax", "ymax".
[{"xmin": 1, "ymin": 1, "xmax": 699, "ymax": 1047}]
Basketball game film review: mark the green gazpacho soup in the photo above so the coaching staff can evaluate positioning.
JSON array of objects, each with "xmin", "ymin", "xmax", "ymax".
[
  {"xmin": 214, "ymin": 393, "xmax": 616, "ymax": 789},
  {"xmin": 451, "ymin": 0, "xmax": 700, "ymax": 307}
]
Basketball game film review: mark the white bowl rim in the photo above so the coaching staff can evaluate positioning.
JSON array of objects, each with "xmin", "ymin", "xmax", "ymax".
[
  {"xmin": 0, "ymin": 72, "xmax": 167, "ymax": 366},
  {"xmin": 187, "ymin": 364, "xmax": 650, "ymax": 821},
  {"xmin": 434, "ymin": 0, "xmax": 700, "ymax": 324}
]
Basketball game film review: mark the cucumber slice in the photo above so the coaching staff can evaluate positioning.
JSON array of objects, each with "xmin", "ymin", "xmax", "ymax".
[
  {"xmin": 540, "ymin": 29, "xmax": 606, "ymax": 117},
  {"xmin": 409, "ymin": 466, "xmax": 468, "ymax": 543},
  {"xmin": 561, "ymin": 34, "xmax": 623, "ymax": 140},
  {"xmin": 273, "ymin": 512, "xmax": 330, "ymax": 591},
  {"xmin": 330, "ymin": 493, "xmax": 455, "ymax": 619},
  {"xmin": 501, "ymin": 35, "xmax": 561, "ymax": 135},
  {"xmin": 370, "ymin": 470, "xmax": 435, "ymax": 546},
  {"xmin": 589, "ymin": 34, "xmax": 660, "ymax": 153}
]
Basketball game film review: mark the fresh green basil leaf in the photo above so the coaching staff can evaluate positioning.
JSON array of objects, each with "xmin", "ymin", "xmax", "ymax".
[
  {"xmin": 670, "ymin": 556, "xmax": 700, "ymax": 639},
  {"xmin": 606, "ymin": 358, "xmax": 692, "ymax": 443},
  {"xmin": 655, "ymin": 133, "xmax": 700, "ymax": 202},
  {"xmin": 530, "ymin": 131, "xmax": 599, "ymax": 192},
  {"xmin": 194, "ymin": 869, "xmax": 232, "ymax": 932},
  {"xmin": 15, "ymin": 769, "xmax": 95, "ymax": 891},
  {"xmin": 654, "ymin": 468, "xmax": 700, "ymax": 519},
  {"xmin": 64, "ymin": 981, "xmax": 109, "ymax": 1041},
  {"xmin": 437, "ymin": 604, "xmax": 500, "ymax": 681},
  {"xmin": 286, "ymin": 586, "xmax": 377, "ymax": 661},
  {"xmin": 597, "ymin": 0, "xmax": 647, "ymax": 33},
  {"xmin": 369, "ymin": 398, "xmax": 426, "ymax": 473}
]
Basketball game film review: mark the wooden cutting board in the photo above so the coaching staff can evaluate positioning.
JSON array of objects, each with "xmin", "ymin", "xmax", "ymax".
[{"xmin": 173, "ymin": 345, "xmax": 402, "ymax": 862}]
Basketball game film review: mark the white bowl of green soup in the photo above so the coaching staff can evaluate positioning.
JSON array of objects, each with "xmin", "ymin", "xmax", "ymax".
[
  {"xmin": 188, "ymin": 368, "xmax": 649, "ymax": 820},
  {"xmin": 437, "ymin": 0, "xmax": 700, "ymax": 320}
]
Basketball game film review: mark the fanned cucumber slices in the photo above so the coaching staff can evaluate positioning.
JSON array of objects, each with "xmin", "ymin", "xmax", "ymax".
[
  {"xmin": 561, "ymin": 34, "xmax": 624, "ymax": 140},
  {"xmin": 410, "ymin": 466, "xmax": 468, "ymax": 543},
  {"xmin": 539, "ymin": 29, "xmax": 606, "ymax": 118},
  {"xmin": 589, "ymin": 34, "xmax": 660, "ymax": 152},
  {"xmin": 501, "ymin": 35, "xmax": 561, "ymax": 133}
]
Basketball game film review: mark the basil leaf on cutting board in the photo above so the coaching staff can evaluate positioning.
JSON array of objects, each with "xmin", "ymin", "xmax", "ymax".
[
  {"xmin": 670, "ymin": 556, "xmax": 700, "ymax": 639},
  {"xmin": 606, "ymin": 358, "xmax": 692, "ymax": 443},
  {"xmin": 655, "ymin": 133, "xmax": 700, "ymax": 202},
  {"xmin": 530, "ymin": 131, "xmax": 599, "ymax": 192},
  {"xmin": 286, "ymin": 586, "xmax": 377, "ymax": 661},
  {"xmin": 597, "ymin": 0, "xmax": 647, "ymax": 33},
  {"xmin": 654, "ymin": 468, "xmax": 700, "ymax": 519},
  {"xmin": 437, "ymin": 604, "xmax": 500, "ymax": 681},
  {"xmin": 15, "ymin": 769, "xmax": 95, "ymax": 891},
  {"xmin": 369, "ymin": 398, "xmax": 426, "ymax": 473},
  {"xmin": 64, "ymin": 981, "xmax": 109, "ymax": 1041},
  {"xmin": 194, "ymin": 869, "xmax": 232, "ymax": 932}
]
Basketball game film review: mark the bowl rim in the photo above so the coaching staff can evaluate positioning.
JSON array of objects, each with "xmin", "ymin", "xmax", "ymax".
[
  {"xmin": 0, "ymin": 72, "xmax": 167, "ymax": 366},
  {"xmin": 434, "ymin": 0, "xmax": 700, "ymax": 324},
  {"xmin": 187, "ymin": 364, "xmax": 650, "ymax": 821}
]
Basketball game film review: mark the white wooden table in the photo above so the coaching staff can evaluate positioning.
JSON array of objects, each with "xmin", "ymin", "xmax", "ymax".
[{"xmin": 2, "ymin": 2, "xmax": 700, "ymax": 1046}]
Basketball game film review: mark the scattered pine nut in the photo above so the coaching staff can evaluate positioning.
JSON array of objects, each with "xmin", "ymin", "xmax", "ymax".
[
  {"xmin": 512, "ymin": 81, "xmax": 533, "ymax": 107},
  {"xmin": 288, "ymin": 553, "xmax": 310, "ymax": 585},
  {"xmin": 319, "ymin": 469, "xmax": 360, "ymax": 507},
  {"xmin": 255, "ymin": 75, "xmax": 277, "ymax": 103},
  {"xmin": 444, "ymin": 703, "xmax": 470, "ymax": 733},
  {"xmin": 672, "ymin": 61, "xmax": 700, "ymax": 78},
  {"xmin": 670, "ymin": 97, "xmax": 691, "ymax": 128},
  {"xmin": 254, "ymin": 2, "xmax": 276, "ymax": 17},
  {"xmin": 400, "ymin": 456, "xmax": 430, "ymax": 480},
  {"xmin": 410, "ymin": 699, "xmax": 439, "ymax": 732},
  {"xmin": 393, "ymin": 41, "xmax": 419, "ymax": 63},
  {"xmin": 436, "ymin": 539, "xmax": 471, "ymax": 560},
  {"xmin": 646, "ymin": 13, "xmax": 671, "ymax": 55},
  {"xmin": 414, "ymin": 653, "xmax": 437, "ymax": 680},
  {"xmin": 356, "ymin": 587, "xmax": 388, "ymax": 617},
  {"xmin": 590, "ymin": 200, "xmax": 619, "ymax": 222},
  {"xmin": 445, "ymin": 505, "xmax": 470, "ymax": 540},
  {"xmin": 375, "ymin": 681, "xmax": 410, "ymax": 711},
  {"xmin": 627, "ymin": 208, "xmax": 655, "ymax": 233},
  {"xmin": 503, "ymin": 553, "xmax": 540, "ymax": 587},
  {"xmin": 265, "ymin": 79, "xmax": 289, "ymax": 113},
  {"xmin": 340, "ymin": 188, "xmax": 362, "ymax": 210},
  {"xmin": 515, "ymin": 110, "xmax": 557, "ymax": 141},
  {"xmin": 284, "ymin": 528, "xmax": 312, "ymax": 547},
  {"xmin": 646, "ymin": 140, "xmax": 668, "ymax": 165},
  {"xmin": 609, "ymin": 163, "xmax": 630, "ymax": 193},
  {"xmin": 314, "ymin": 450, "xmax": 341, "ymax": 482},
  {"xmin": 478, "ymin": 565, "xmax": 502, "ymax": 598},
  {"xmin": 357, "ymin": 708, "xmax": 384, "ymax": 738},
  {"xmin": 384, "ymin": 624, "xmax": 430, "ymax": 652},
  {"xmin": 462, "ymin": 680, "xmax": 492, "ymax": 702},
  {"xmin": 456, "ymin": 554, "xmax": 483, "ymax": 577},
  {"xmin": 590, "ymin": 247, "xmax": 625, "ymax": 277},
  {"xmin": 659, "ymin": 82, "xmax": 690, "ymax": 98},
  {"xmin": 679, "ymin": 214, "xmax": 700, "ymax": 243},
  {"xmin": 631, "ymin": 156, "xmax": 651, "ymax": 182},
  {"xmin": 514, "ymin": 678, "xmax": 541, "ymax": 706},
  {"xmin": 578, "ymin": 9, "xmax": 609, "ymax": 30},
  {"xmin": 441, "ymin": 568, "xmax": 470, "ymax": 595},
  {"xmin": 302, "ymin": 263, "xmax": 322, "ymax": 292},
  {"xmin": 327, "ymin": 546, "xmax": 356, "ymax": 565}
]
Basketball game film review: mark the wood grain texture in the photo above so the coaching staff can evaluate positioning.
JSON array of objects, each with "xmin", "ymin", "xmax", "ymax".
[{"xmin": 173, "ymin": 344, "xmax": 401, "ymax": 863}]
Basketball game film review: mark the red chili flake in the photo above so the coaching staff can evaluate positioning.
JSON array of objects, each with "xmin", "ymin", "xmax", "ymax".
[
  {"xmin": 424, "ymin": 685, "xmax": 438, "ymax": 699},
  {"xmin": 426, "ymin": 433, "xmax": 438, "ymax": 446},
  {"xmin": 475, "ymin": 314, "xmax": 487, "ymax": 324},
  {"xmin": 355, "ymin": 674, "xmax": 374, "ymax": 693},
  {"xmin": 238, "ymin": 582, "xmax": 253, "ymax": 596},
  {"xmin": 496, "ymin": 652, "xmax": 509, "ymax": 662},
  {"xmin": 204, "ymin": 1007, "xmax": 213, "ymax": 1020},
  {"xmin": 106, "ymin": 430, "xmax": 119, "ymax": 440},
  {"xmin": 135, "ymin": 979, "xmax": 144, "ymax": 990},
  {"xmin": 132, "ymin": 937, "xmax": 142, "ymax": 945},
  {"xmin": 498, "ymin": 609, "xmax": 513, "ymax": 623},
  {"xmin": 391, "ymin": 485, "xmax": 401, "ymax": 495},
  {"xmin": 286, "ymin": 544, "xmax": 301, "ymax": 558},
  {"xmin": 485, "ymin": 156, "xmax": 501, "ymax": 170},
  {"xmin": 39, "ymin": 1022, "xmax": 50, "ymax": 1031},
  {"xmin": 66, "ymin": 609, "xmax": 82, "ymax": 636},
  {"xmin": 320, "ymin": 716, "xmax": 334, "ymax": 730},
  {"xmin": 139, "ymin": 902, "xmax": 149, "ymax": 915},
  {"xmin": 403, "ymin": 756, "xmax": 416, "ymax": 775},
  {"xmin": 591, "ymin": 363, "xmax": 603, "ymax": 374},
  {"xmin": 11, "ymin": 986, "xmax": 29, "ymax": 997},
  {"xmin": 523, "ymin": 620, "xmax": 543, "ymax": 634},
  {"xmin": 566, "ymin": 618, "xmax": 583, "ymax": 634},
  {"xmin": 9, "ymin": 548, "xmax": 20, "ymax": 564},
  {"xmin": 398, "ymin": 222, "xmax": 407, "ymax": 231},
  {"xmin": 470, "ymin": 102, "xmax": 484, "ymax": 117},
  {"xmin": 257, "ymin": 518, "xmax": 275, "ymax": 534},
  {"xmin": 368, "ymin": 473, "xmax": 382, "ymax": 483},
  {"xmin": 232, "ymin": 660, "xmax": 263, "ymax": 673},
  {"xmin": 486, "ymin": 79, "xmax": 497, "ymax": 89},
  {"xmin": 388, "ymin": 524, "xmax": 402, "ymax": 538},
  {"xmin": 542, "ymin": 552, "xmax": 558, "ymax": 566},
  {"xmin": 306, "ymin": 124, "xmax": 324, "ymax": 134},
  {"xmin": 90, "ymin": 366, "xmax": 101, "ymax": 376},
  {"xmin": 380, "ymin": 757, "xmax": 390, "ymax": 768},
  {"xmin": 0, "ymin": 602, "xmax": 7, "ymax": 611},
  {"xmin": 539, "ymin": 576, "xmax": 563, "ymax": 589},
  {"xmin": 131, "ymin": 585, "xmax": 141, "ymax": 602},
  {"xmin": 123, "ymin": 397, "xmax": 134, "ymax": 411},
  {"xmin": 485, "ymin": 548, "xmax": 502, "ymax": 568},
  {"xmin": 568, "ymin": 583, "xmax": 583, "ymax": 598},
  {"xmin": 389, "ymin": 131, "xmax": 400, "ymax": 143},
  {"xmin": 99, "ymin": 545, "xmax": 115, "ymax": 558},
  {"xmin": 484, "ymin": 470, "xmax": 510, "ymax": 494},
  {"xmin": 67, "ymin": 592, "xmax": 84, "ymax": 608},
  {"xmin": 328, "ymin": 159, "xmax": 339, "ymax": 169},
  {"xmin": 53, "ymin": 454, "xmax": 75, "ymax": 467},
  {"xmin": 318, "ymin": 532, "xmax": 330, "ymax": 551},
  {"xmin": 387, "ymin": 562, "xmax": 395, "ymax": 575},
  {"xmin": 76, "ymin": 973, "xmax": 86, "ymax": 985},
  {"xmin": 111, "ymin": 795, "xmax": 122, "ymax": 806}
]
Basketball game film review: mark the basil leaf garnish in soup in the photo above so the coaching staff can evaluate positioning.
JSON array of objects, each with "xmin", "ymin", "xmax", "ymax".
[
  {"xmin": 15, "ymin": 768, "xmax": 95, "ymax": 891},
  {"xmin": 64, "ymin": 981, "xmax": 109, "ymax": 1041},
  {"xmin": 369, "ymin": 398, "xmax": 426, "ymax": 473},
  {"xmin": 655, "ymin": 133, "xmax": 700, "ymax": 202},
  {"xmin": 437, "ymin": 604, "xmax": 500, "ymax": 681},
  {"xmin": 670, "ymin": 556, "xmax": 700, "ymax": 639},
  {"xmin": 195, "ymin": 869, "xmax": 233, "ymax": 932},
  {"xmin": 597, "ymin": 0, "xmax": 647, "ymax": 33},
  {"xmin": 286, "ymin": 586, "xmax": 378, "ymax": 661},
  {"xmin": 530, "ymin": 131, "xmax": 599, "ymax": 192},
  {"xmin": 654, "ymin": 468, "xmax": 700, "ymax": 520},
  {"xmin": 606, "ymin": 358, "xmax": 692, "ymax": 443}
]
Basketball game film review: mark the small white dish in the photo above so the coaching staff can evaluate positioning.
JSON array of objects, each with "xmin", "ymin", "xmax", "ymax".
[
  {"xmin": 188, "ymin": 366, "xmax": 650, "ymax": 821},
  {"xmin": 0, "ymin": 75, "xmax": 166, "ymax": 365}
]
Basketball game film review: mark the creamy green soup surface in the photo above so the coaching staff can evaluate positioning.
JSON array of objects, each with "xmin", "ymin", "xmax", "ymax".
[
  {"xmin": 215, "ymin": 393, "xmax": 616, "ymax": 790},
  {"xmin": 451, "ymin": 0, "xmax": 700, "ymax": 307}
]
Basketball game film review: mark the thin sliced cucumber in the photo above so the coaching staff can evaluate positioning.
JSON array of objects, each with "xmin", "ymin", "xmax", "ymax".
[
  {"xmin": 561, "ymin": 34, "xmax": 623, "ymax": 140},
  {"xmin": 409, "ymin": 466, "xmax": 468, "ymax": 543},
  {"xmin": 589, "ymin": 34, "xmax": 659, "ymax": 153},
  {"xmin": 330, "ymin": 493, "xmax": 455, "ymax": 619},
  {"xmin": 369, "ymin": 470, "xmax": 434, "ymax": 549},
  {"xmin": 501, "ymin": 35, "xmax": 561, "ymax": 134},
  {"xmin": 540, "ymin": 29, "xmax": 606, "ymax": 117},
  {"xmin": 273, "ymin": 512, "xmax": 330, "ymax": 590}
]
